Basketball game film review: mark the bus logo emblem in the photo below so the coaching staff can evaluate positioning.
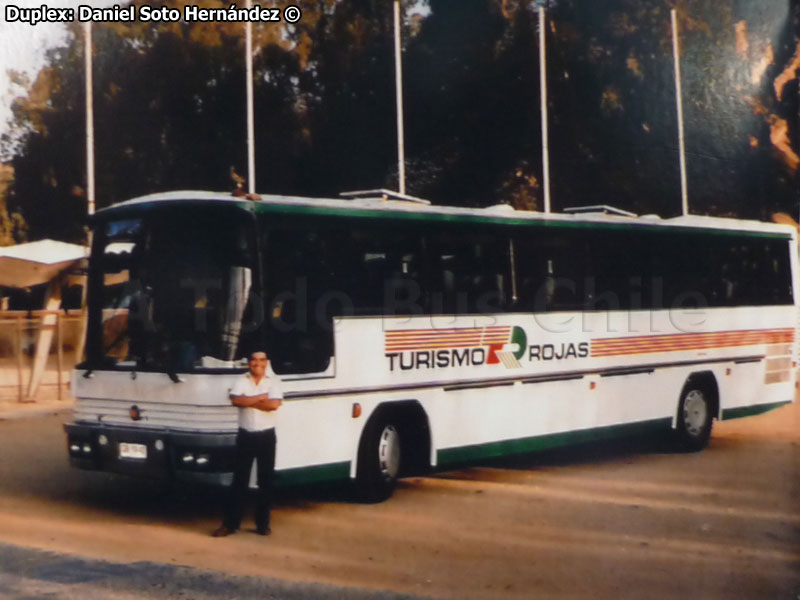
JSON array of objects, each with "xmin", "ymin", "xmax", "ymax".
[{"xmin": 384, "ymin": 326, "xmax": 526, "ymax": 371}]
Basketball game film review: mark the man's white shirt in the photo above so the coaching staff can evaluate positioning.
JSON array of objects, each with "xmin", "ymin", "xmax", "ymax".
[{"xmin": 229, "ymin": 373, "xmax": 283, "ymax": 431}]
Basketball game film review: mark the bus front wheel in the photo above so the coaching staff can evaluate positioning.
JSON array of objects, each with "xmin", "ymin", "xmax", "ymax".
[
  {"xmin": 356, "ymin": 412, "xmax": 402, "ymax": 503},
  {"xmin": 675, "ymin": 382, "xmax": 714, "ymax": 452}
]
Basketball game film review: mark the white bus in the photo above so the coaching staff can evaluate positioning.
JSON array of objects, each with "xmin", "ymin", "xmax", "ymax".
[{"xmin": 66, "ymin": 190, "xmax": 798, "ymax": 501}]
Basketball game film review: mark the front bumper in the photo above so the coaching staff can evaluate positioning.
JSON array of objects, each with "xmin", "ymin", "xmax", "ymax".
[{"xmin": 64, "ymin": 422, "xmax": 237, "ymax": 486}]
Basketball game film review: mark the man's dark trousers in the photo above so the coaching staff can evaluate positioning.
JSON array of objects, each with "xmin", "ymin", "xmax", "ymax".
[{"xmin": 223, "ymin": 428, "xmax": 276, "ymax": 531}]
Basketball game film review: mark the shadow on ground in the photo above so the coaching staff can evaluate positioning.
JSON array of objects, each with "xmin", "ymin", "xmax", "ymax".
[{"xmin": 0, "ymin": 412, "xmax": 693, "ymax": 522}]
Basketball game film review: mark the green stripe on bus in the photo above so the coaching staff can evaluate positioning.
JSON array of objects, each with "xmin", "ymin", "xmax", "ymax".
[
  {"xmin": 721, "ymin": 400, "xmax": 792, "ymax": 421},
  {"xmin": 437, "ymin": 418, "xmax": 672, "ymax": 467},
  {"xmin": 99, "ymin": 198, "xmax": 792, "ymax": 241},
  {"xmin": 249, "ymin": 202, "xmax": 791, "ymax": 240},
  {"xmin": 274, "ymin": 461, "xmax": 350, "ymax": 487}
]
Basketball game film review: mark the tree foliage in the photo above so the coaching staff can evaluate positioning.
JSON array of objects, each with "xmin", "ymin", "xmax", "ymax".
[
  {"xmin": 0, "ymin": 164, "xmax": 27, "ymax": 246},
  {"xmin": 3, "ymin": 0, "xmax": 798, "ymax": 242}
]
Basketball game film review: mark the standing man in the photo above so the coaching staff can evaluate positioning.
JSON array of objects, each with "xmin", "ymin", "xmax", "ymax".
[{"xmin": 212, "ymin": 351, "xmax": 282, "ymax": 537}]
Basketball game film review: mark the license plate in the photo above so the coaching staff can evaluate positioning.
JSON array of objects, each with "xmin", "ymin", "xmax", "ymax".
[{"xmin": 119, "ymin": 442, "xmax": 147, "ymax": 460}]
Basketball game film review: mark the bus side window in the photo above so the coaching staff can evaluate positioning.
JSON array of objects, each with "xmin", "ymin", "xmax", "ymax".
[
  {"xmin": 264, "ymin": 224, "xmax": 334, "ymax": 375},
  {"xmin": 717, "ymin": 242, "xmax": 752, "ymax": 306},
  {"xmin": 751, "ymin": 240, "xmax": 793, "ymax": 305},
  {"xmin": 716, "ymin": 239, "xmax": 794, "ymax": 307},
  {"xmin": 346, "ymin": 225, "xmax": 423, "ymax": 316},
  {"xmin": 763, "ymin": 240, "xmax": 794, "ymax": 305},
  {"xmin": 515, "ymin": 230, "xmax": 585, "ymax": 312},
  {"xmin": 427, "ymin": 230, "xmax": 510, "ymax": 315}
]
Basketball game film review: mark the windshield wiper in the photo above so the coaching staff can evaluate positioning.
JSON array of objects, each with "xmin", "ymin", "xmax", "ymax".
[{"xmin": 166, "ymin": 371, "xmax": 183, "ymax": 383}]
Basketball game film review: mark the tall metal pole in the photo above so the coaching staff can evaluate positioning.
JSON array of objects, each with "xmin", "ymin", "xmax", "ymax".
[
  {"xmin": 245, "ymin": 0, "xmax": 256, "ymax": 195},
  {"xmin": 393, "ymin": 0, "xmax": 406, "ymax": 195},
  {"xmin": 77, "ymin": 22, "xmax": 95, "ymax": 368},
  {"xmin": 84, "ymin": 22, "xmax": 95, "ymax": 216},
  {"xmin": 538, "ymin": 6, "xmax": 551, "ymax": 214},
  {"xmin": 671, "ymin": 9, "xmax": 689, "ymax": 216}
]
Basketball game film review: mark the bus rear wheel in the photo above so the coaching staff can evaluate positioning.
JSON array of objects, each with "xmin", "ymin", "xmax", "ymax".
[
  {"xmin": 675, "ymin": 383, "xmax": 714, "ymax": 452},
  {"xmin": 356, "ymin": 413, "xmax": 402, "ymax": 503}
]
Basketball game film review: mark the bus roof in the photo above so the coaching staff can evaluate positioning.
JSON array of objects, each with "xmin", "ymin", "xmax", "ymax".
[{"xmin": 94, "ymin": 190, "xmax": 796, "ymax": 240}]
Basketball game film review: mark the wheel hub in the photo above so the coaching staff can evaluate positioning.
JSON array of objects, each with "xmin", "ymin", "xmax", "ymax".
[
  {"xmin": 683, "ymin": 389, "xmax": 708, "ymax": 437},
  {"xmin": 378, "ymin": 425, "xmax": 400, "ymax": 480}
]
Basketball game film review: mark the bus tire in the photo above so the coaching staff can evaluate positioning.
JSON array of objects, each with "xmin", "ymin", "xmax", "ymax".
[
  {"xmin": 675, "ymin": 380, "xmax": 714, "ymax": 452},
  {"xmin": 355, "ymin": 412, "xmax": 402, "ymax": 503}
]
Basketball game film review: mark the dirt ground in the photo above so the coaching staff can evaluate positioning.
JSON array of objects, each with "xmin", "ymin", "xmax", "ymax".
[{"xmin": 0, "ymin": 397, "xmax": 797, "ymax": 599}]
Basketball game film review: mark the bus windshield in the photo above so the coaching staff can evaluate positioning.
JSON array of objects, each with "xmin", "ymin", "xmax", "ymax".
[{"xmin": 89, "ymin": 207, "xmax": 258, "ymax": 372}]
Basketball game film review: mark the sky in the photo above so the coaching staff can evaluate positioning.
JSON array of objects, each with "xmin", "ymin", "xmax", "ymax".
[{"xmin": 0, "ymin": 0, "xmax": 118, "ymax": 137}]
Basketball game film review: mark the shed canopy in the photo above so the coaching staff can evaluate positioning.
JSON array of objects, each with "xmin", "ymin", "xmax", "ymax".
[{"xmin": 0, "ymin": 240, "xmax": 88, "ymax": 288}]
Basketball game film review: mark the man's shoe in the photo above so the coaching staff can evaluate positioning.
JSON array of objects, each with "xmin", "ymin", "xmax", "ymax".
[
  {"xmin": 255, "ymin": 526, "xmax": 271, "ymax": 536},
  {"xmin": 211, "ymin": 525, "xmax": 237, "ymax": 537}
]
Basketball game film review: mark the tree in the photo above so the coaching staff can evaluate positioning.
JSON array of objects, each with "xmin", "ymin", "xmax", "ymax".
[
  {"xmin": 0, "ymin": 164, "xmax": 26, "ymax": 246},
  {"xmin": 4, "ymin": 0, "xmax": 798, "ymax": 244},
  {"xmin": 6, "ymin": 1, "xmax": 311, "ymax": 242}
]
